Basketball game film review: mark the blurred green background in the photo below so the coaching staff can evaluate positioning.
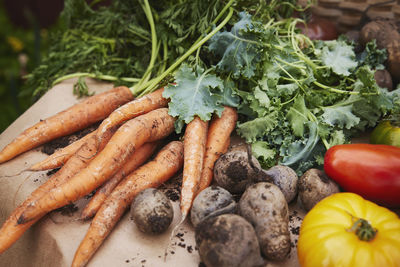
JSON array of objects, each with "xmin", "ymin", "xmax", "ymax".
[{"xmin": 0, "ymin": 0, "xmax": 64, "ymax": 133}]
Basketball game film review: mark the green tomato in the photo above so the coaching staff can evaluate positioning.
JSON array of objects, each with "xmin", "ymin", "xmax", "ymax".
[{"xmin": 370, "ymin": 120, "xmax": 400, "ymax": 147}]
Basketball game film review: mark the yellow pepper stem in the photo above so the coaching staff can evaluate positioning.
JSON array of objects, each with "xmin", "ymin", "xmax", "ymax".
[{"xmin": 347, "ymin": 218, "xmax": 378, "ymax": 242}]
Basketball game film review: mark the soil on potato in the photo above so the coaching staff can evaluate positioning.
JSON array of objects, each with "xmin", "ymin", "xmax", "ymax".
[{"xmin": 223, "ymin": 161, "xmax": 251, "ymax": 183}]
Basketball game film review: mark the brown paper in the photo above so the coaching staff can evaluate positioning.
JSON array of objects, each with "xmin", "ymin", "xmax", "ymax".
[{"xmin": 0, "ymin": 79, "xmax": 304, "ymax": 267}]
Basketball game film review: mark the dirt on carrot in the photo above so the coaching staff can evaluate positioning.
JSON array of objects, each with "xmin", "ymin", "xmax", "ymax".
[
  {"xmin": 0, "ymin": 86, "xmax": 133, "ymax": 164},
  {"xmin": 0, "ymin": 127, "xmax": 115, "ymax": 254},
  {"xmin": 197, "ymin": 106, "xmax": 238, "ymax": 193},
  {"xmin": 96, "ymin": 87, "xmax": 168, "ymax": 147},
  {"xmin": 17, "ymin": 108, "xmax": 176, "ymax": 224},
  {"xmin": 31, "ymin": 130, "xmax": 98, "ymax": 171},
  {"xmin": 80, "ymin": 141, "xmax": 160, "ymax": 220},
  {"xmin": 180, "ymin": 116, "xmax": 208, "ymax": 219},
  {"xmin": 71, "ymin": 141, "xmax": 184, "ymax": 267},
  {"xmin": 164, "ymin": 116, "xmax": 208, "ymax": 260},
  {"xmin": 40, "ymin": 123, "xmax": 98, "ymax": 156}
]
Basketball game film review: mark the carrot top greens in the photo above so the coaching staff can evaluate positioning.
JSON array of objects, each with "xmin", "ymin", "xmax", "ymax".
[{"xmin": 23, "ymin": 0, "xmax": 400, "ymax": 174}]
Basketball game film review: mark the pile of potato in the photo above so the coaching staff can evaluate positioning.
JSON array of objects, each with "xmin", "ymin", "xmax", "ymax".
[
  {"xmin": 190, "ymin": 146, "xmax": 340, "ymax": 267},
  {"xmin": 127, "ymin": 142, "xmax": 343, "ymax": 266}
]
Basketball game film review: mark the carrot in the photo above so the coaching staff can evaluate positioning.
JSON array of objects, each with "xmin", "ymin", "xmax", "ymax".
[
  {"xmin": 29, "ymin": 130, "xmax": 97, "ymax": 171},
  {"xmin": 0, "ymin": 127, "xmax": 115, "ymax": 254},
  {"xmin": 96, "ymin": 87, "xmax": 168, "ymax": 147},
  {"xmin": 80, "ymin": 141, "xmax": 160, "ymax": 220},
  {"xmin": 71, "ymin": 141, "xmax": 184, "ymax": 267},
  {"xmin": 18, "ymin": 108, "xmax": 175, "ymax": 224},
  {"xmin": 0, "ymin": 86, "xmax": 133, "ymax": 164},
  {"xmin": 180, "ymin": 116, "xmax": 208, "ymax": 220},
  {"xmin": 164, "ymin": 117, "xmax": 208, "ymax": 258},
  {"xmin": 197, "ymin": 106, "xmax": 238, "ymax": 193}
]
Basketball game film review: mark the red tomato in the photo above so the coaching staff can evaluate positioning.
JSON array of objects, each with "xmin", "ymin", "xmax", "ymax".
[
  {"xmin": 324, "ymin": 143, "xmax": 400, "ymax": 208},
  {"xmin": 296, "ymin": 16, "xmax": 338, "ymax": 40}
]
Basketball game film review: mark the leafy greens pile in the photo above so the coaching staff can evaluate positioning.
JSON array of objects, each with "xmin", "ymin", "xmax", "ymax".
[
  {"xmin": 163, "ymin": 6, "xmax": 400, "ymax": 174},
  {"xmin": 25, "ymin": 0, "xmax": 400, "ymax": 174}
]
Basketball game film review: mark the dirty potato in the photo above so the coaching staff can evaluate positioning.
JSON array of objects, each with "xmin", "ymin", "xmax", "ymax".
[
  {"xmin": 130, "ymin": 188, "xmax": 174, "ymax": 234},
  {"xmin": 298, "ymin": 168, "xmax": 340, "ymax": 211},
  {"xmin": 190, "ymin": 186, "xmax": 237, "ymax": 228},
  {"xmin": 195, "ymin": 214, "xmax": 264, "ymax": 267},
  {"xmin": 238, "ymin": 182, "xmax": 291, "ymax": 261}
]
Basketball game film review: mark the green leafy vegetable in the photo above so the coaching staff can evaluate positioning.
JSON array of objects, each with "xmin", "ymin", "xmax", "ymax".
[
  {"xmin": 73, "ymin": 77, "xmax": 94, "ymax": 98},
  {"xmin": 236, "ymin": 111, "xmax": 278, "ymax": 142},
  {"xmin": 317, "ymin": 39, "xmax": 358, "ymax": 76},
  {"xmin": 22, "ymin": 0, "xmax": 234, "ymax": 98},
  {"xmin": 281, "ymin": 121, "xmax": 319, "ymax": 165},
  {"xmin": 208, "ymin": 12, "xmax": 264, "ymax": 78},
  {"xmin": 163, "ymin": 64, "xmax": 238, "ymax": 132},
  {"xmin": 211, "ymin": 15, "xmax": 399, "ymax": 174},
  {"xmin": 357, "ymin": 39, "xmax": 387, "ymax": 70},
  {"xmin": 23, "ymin": 0, "xmax": 400, "ymax": 175},
  {"xmin": 286, "ymin": 95, "xmax": 309, "ymax": 137},
  {"xmin": 161, "ymin": 5, "xmax": 398, "ymax": 174},
  {"xmin": 321, "ymin": 105, "xmax": 360, "ymax": 130}
]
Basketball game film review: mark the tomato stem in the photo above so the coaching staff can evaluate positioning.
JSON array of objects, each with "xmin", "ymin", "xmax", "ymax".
[{"xmin": 347, "ymin": 217, "xmax": 378, "ymax": 242}]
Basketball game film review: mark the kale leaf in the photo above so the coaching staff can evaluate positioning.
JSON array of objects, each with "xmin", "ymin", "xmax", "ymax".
[
  {"xmin": 208, "ymin": 12, "xmax": 264, "ymax": 79},
  {"xmin": 163, "ymin": 64, "xmax": 239, "ymax": 133}
]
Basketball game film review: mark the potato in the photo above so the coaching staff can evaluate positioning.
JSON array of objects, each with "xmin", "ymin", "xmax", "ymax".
[
  {"xmin": 213, "ymin": 149, "xmax": 266, "ymax": 194},
  {"xmin": 195, "ymin": 214, "xmax": 265, "ymax": 267},
  {"xmin": 238, "ymin": 182, "xmax": 291, "ymax": 261},
  {"xmin": 359, "ymin": 19, "xmax": 399, "ymax": 48},
  {"xmin": 259, "ymin": 165, "xmax": 298, "ymax": 203},
  {"xmin": 190, "ymin": 186, "xmax": 236, "ymax": 228},
  {"xmin": 360, "ymin": 19, "xmax": 400, "ymax": 81},
  {"xmin": 298, "ymin": 168, "xmax": 340, "ymax": 211},
  {"xmin": 130, "ymin": 188, "xmax": 173, "ymax": 234},
  {"xmin": 385, "ymin": 38, "xmax": 400, "ymax": 82},
  {"xmin": 374, "ymin": 69, "xmax": 393, "ymax": 91}
]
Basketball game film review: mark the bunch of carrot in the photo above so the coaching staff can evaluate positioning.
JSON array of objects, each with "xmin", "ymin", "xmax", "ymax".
[{"xmin": 0, "ymin": 85, "xmax": 238, "ymax": 266}]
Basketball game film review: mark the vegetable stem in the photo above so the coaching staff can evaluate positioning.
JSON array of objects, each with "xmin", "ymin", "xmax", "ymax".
[
  {"xmin": 133, "ymin": 0, "xmax": 159, "ymax": 92},
  {"xmin": 211, "ymin": 0, "xmax": 235, "ymax": 28},
  {"xmin": 156, "ymin": 40, "xmax": 168, "ymax": 76},
  {"xmin": 274, "ymin": 59, "xmax": 306, "ymax": 93},
  {"xmin": 306, "ymin": 111, "xmax": 329, "ymax": 150},
  {"xmin": 127, "ymin": 26, "xmax": 151, "ymax": 42},
  {"xmin": 347, "ymin": 217, "xmax": 378, "ymax": 242},
  {"xmin": 313, "ymin": 81, "xmax": 377, "ymax": 96},
  {"xmin": 135, "ymin": 7, "xmax": 234, "ymax": 97},
  {"xmin": 52, "ymin": 73, "xmax": 140, "ymax": 86}
]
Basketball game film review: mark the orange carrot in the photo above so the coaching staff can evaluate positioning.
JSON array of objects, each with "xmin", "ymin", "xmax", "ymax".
[
  {"xmin": 0, "ymin": 86, "xmax": 133, "ymax": 164},
  {"xmin": 96, "ymin": 87, "xmax": 168, "ymax": 147},
  {"xmin": 180, "ymin": 116, "xmax": 208, "ymax": 220},
  {"xmin": 197, "ymin": 106, "xmax": 238, "ymax": 193},
  {"xmin": 18, "ymin": 108, "xmax": 175, "ymax": 224},
  {"xmin": 71, "ymin": 141, "xmax": 184, "ymax": 267},
  {"xmin": 0, "ymin": 127, "xmax": 115, "ymax": 254},
  {"xmin": 29, "ymin": 130, "xmax": 97, "ymax": 171},
  {"xmin": 164, "ymin": 117, "xmax": 208, "ymax": 258},
  {"xmin": 80, "ymin": 141, "xmax": 160, "ymax": 220}
]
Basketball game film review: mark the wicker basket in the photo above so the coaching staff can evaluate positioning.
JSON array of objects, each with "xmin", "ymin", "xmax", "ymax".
[{"xmin": 312, "ymin": 0, "xmax": 399, "ymax": 33}]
